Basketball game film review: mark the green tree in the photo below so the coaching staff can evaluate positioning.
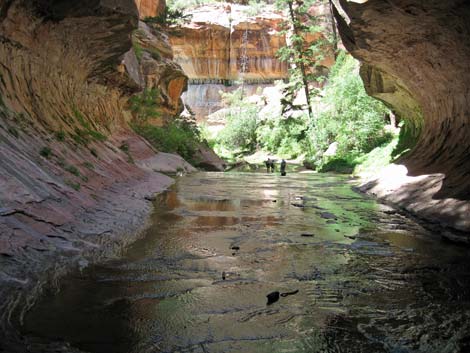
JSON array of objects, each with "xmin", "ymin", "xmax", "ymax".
[
  {"xmin": 276, "ymin": 0, "xmax": 330, "ymax": 120},
  {"xmin": 308, "ymin": 51, "xmax": 392, "ymax": 165}
]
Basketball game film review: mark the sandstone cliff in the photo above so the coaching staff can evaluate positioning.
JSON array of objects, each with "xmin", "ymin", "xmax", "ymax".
[
  {"xmin": 170, "ymin": 3, "xmax": 335, "ymax": 121},
  {"xmin": 333, "ymin": 0, "xmax": 470, "ymax": 232},
  {"xmin": 0, "ymin": 1, "xmax": 195, "ymax": 348},
  {"xmin": 135, "ymin": 0, "xmax": 166, "ymax": 18}
]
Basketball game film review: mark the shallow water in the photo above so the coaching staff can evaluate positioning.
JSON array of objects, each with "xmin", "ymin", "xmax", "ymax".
[{"xmin": 23, "ymin": 172, "xmax": 470, "ymax": 353}]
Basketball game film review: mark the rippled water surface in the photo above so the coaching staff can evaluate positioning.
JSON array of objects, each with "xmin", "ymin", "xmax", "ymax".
[{"xmin": 23, "ymin": 172, "xmax": 470, "ymax": 353}]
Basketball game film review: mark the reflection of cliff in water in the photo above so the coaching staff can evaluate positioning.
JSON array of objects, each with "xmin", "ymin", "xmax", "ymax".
[{"xmin": 21, "ymin": 172, "xmax": 470, "ymax": 353}]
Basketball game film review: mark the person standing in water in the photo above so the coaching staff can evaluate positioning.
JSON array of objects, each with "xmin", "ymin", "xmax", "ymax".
[
  {"xmin": 265, "ymin": 158, "xmax": 271, "ymax": 173},
  {"xmin": 280, "ymin": 159, "xmax": 287, "ymax": 176}
]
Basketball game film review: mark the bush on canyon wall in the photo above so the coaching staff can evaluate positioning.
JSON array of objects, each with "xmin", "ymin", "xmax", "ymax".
[
  {"xmin": 168, "ymin": 0, "xmax": 218, "ymax": 11},
  {"xmin": 306, "ymin": 52, "xmax": 393, "ymax": 171},
  {"xmin": 215, "ymin": 52, "xmax": 392, "ymax": 168},
  {"xmin": 129, "ymin": 90, "xmax": 202, "ymax": 164},
  {"xmin": 216, "ymin": 89, "xmax": 259, "ymax": 153},
  {"xmin": 132, "ymin": 121, "xmax": 201, "ymax": 163}
]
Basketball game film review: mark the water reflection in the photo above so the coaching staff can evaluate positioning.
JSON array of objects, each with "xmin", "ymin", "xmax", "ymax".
[{"xmin": 22, "ymin": 172, "xmax": 470, "ymax": 353}]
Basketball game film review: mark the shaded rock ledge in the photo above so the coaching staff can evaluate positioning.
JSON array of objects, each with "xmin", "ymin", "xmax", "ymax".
[
  {"xmin": 333, "ymin": 0, "xmax": 470, "ymax": 233},
  {"xmin": 0, "ymin": 0, "xmax": 195, "ymax": 348}
]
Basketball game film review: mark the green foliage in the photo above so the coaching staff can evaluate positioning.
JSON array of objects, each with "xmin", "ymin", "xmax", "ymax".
[
  {"xmin": 354, "ymin": 135, "xmax": 399, "ymax": 176},
  {"xmin": 65, "ymin": 165, "xmax": 80, "ymax": 177},
  {"xmin": 132, "ymin": 120, "xmax": 201, "ymax": 164},
  {"xmin": 317, "ymin": 157, "xmax": 356, "ymax": 174},
  {"xmin": 87, "ymin": 130, "xmax": 107, "ymax": 142},
  {"xmin": 8, "ymin": 126, "xmax": 19, "ymax": 138},
  {"xmin": 198, "ymin": 123, "xmax": 216, "ymax": 149},
  {"xmin": 119, "ymin": 143, "xmax": 130, "ymax": 153},
  {"xmin": 275, "ymin": 0, "xmax": 330, "ymax": 117},
  {"xmin": 55, "ymin": 130, "xmax": 65, "ymax": 141},
  {"xmin": 216, "ymin": 89, "xmax": 259, "ymax": 152},
  {"xmin": 65, "ymin": 180, "xmax": 81, "ymax": 191},
  {"xmin": 243, "ymin": 0, "xmax": 268, "ymax": 16},
  {"xmin": 256, "ymin": 115, "xmax": 307, "ymax": 158},
  {"xmin": 392, "ymin": 120, "xmax": 420, "ymax": 160},
  {"xmin": 129, "ymin": 88, "xmax": 161, "ymax": 124},
  {"xmin": 83, "ymin": 161, "xmax": 95, "ymax": 170},
  {"xmin": 307, "ymin": 52, "xmax": 392, "ymax": 165},
  {"xmin": 133, "ymin": 41, "xmax": 143, "ymax": 61},
  {"xmin": 168, "ymin": 0, "xmax": 216, "ymax": 11},
  {"xmin": 144, "ymin": 7, "xmax": 192, "ymax": 27},
  {"xmin": 71, "ymin": 108, "xmax": 107, "ymax": 144},
  {"xmin": 40, "ymin": 147, "xmax": 52, "ymax": 159}
]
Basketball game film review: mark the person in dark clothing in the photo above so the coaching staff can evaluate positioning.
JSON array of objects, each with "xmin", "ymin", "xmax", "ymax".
[
  {"xmin": 270, "ymin": 160, "xmax": 275, "ymax": 173},
  {"xmin": 265, "ymin": 158, "xmax": 271, "ymax": 173},
  {"xmin": 280, "ymin": 159, "xmax": 286, "ymax": 176}
]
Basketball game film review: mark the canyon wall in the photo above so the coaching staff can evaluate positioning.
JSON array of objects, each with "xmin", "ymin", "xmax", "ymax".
[
  {"xmin": 170, "ymin": 3, "xmax": 335, "ymax": 121},
  {"xmin": 169, "ymin": 4, "xmax": 289, "ymax": 121},
  {"xmin": 0, "ymin": 1, "xmax": 195, "ymax": 347},
  {"xmin": 135, "ymin": 0, "xmax": 165, "ymax": 18},
  {"xmin": 333, "ymin": 0, "xmax": 470, "ymax": 232}
]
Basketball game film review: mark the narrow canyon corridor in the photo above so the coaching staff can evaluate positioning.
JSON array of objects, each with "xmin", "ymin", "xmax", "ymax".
[
  {"xmin": 1, "ymin": 0, "xmax": 470, "ymax": 352},
  {"xmin": 21, "ymin": 172, "xmax": 470, "ymax": 353}
]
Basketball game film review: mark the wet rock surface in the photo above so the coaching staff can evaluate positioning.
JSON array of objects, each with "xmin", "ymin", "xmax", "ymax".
[
  {"xmin": 332, "ymin": 1, "xmax": 470, "ymax": 231},
  {"xmin": 16, "ymin": 172, "xmax": 470, "ymax": 353}
]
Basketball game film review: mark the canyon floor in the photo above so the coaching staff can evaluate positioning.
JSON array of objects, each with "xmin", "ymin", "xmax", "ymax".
[{"xmin": 13, "ymin": 171, "xmax": 470, "ymax": 353}]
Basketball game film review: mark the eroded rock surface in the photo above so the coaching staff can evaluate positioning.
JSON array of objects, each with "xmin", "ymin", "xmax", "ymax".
[
  {"xmin": 0, "ymin": 0, "xmax": 191, "ymax": 345},
  {"xmin": 172, "ymin": 3, "xmax": 335, "ymax": 121},
  {"xmin": 135, "ymin": 0, "xmax": 165, "ymax": 18},
  {"xmin": 333, "ymin": 0, "xmax": 470, "ymax": 231}
]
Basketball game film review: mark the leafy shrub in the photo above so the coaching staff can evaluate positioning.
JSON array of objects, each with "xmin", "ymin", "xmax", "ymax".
[
  {"xmin": 129, "ymin": 88, "xmax": 160, "ymax": 124},
  {"xmin": 55, "ymin": 130, "xmax": 65, "ymax": 141},
  {"xmin": 317, "ymin": 157, "xmax": 356, "ymax": 174},
  {"xmin": 308, "ymin": 51, "xmax": 392, "ymax": 164},
  {"xmin": 40, "ymin": 147, "xmax": 52, "ymax": 158},
  {"xmin": 256, "ymin": 115, "xmax": 308, "ymax": 158},
  {"xmin": 216, "ymin": 89, "xmax": 259, "ymax": 152},
  {"xmin": 8, "ymin": 126, "xmax": 19, "ymax": 138},
  {"xmin": 168, "ymin": 0, "xmax": 217, "ymax": 12},
  {"xmin": 243, "ymin": 0, "xmax": 268, "ymax": 16},
  {"xmin": 132, "ymin": 121, "xmax": 201, "ymax": 164},
  {"xmin": 144, "ymin": 7, "xmax": 192, "ymax": 27},
  {"xmin": 65, "ymin": 165, "xmax": 80, "ymax": 176}
]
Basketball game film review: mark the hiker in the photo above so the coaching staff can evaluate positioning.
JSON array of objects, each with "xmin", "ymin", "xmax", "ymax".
[
  {"xmin": 270, "ymin": 159, "xmax": 275, "ymax": 173},
  {"xmin": 280, "ymin": 159, "xmax": 286, "ymax": 176},
  {"xmin": 265, "ymin": 158, "xmax": 271, "ymax": 173}
]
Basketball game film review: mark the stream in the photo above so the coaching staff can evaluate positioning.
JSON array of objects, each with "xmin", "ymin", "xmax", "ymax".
[{"xmin": 22, "ymin": 172, "xmax": 470, "ymax": 353}]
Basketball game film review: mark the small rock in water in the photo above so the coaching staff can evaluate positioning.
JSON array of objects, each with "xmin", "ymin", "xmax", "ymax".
[
  {"xmin": 301, "ymin": 233, "xmax": 315, "ymax": 237},
  {"xmin": 320, "ymin": 212, "xmax": 337, "ymax": 220},
  {"xmin": 144, "ymin": 195, "xmax": 157, "ymax": 201},
  {"xmin": 280, "ymin": 289, "xmax": 299, "ymax": 297},
  {"xmin": 222, "ymin": 271, "xmax": 226, "ymax": 280},
  {"xmin": 272, "ymin": 200, "xmax": 277, "ymax": 202},
  {"xmin": 232, "ymin": 252, "xmax": 236, "ymax": 256},
  {"xmin": 266, "ymin": 291, "xmax": 280, "ymax": 305},
  {"xmin": 231, "ymin": 246, "xmax": 240, "ymax": 251},
  {"xmin": 291, "ymin": 203, "xmax": 305, "ymax": 208}
]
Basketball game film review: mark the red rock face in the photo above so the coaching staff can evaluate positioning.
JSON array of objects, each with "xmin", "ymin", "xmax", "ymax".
[
  {"xmin": 135, "ymin": 0, "xmax": 166, "ymax": 18},
  {"xmin": 125, "ymin": 21, "xmax": 188, "ymax": 119},
  {"xmin": 169, "ymin": 5, "xmax": 289, "ymax": 81},
  {"xmin": 333, "ymin": 0, "xmax": 470, "ymax": 230},
  {"xmin": 0, "ymin": 0, "xmax": 195, "ymax": 334},
  {"xmin": 170, "ymin": 3, "xmax": 335, "ymax": 121}
]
